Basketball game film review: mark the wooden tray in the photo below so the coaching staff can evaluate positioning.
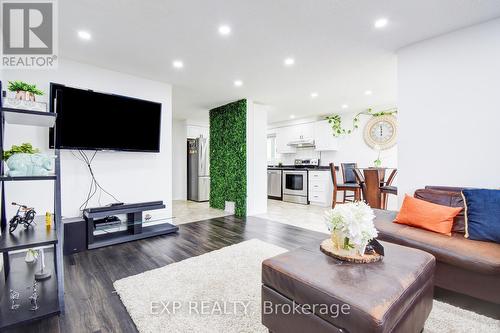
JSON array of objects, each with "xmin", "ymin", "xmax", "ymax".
[{"xmin": 320, "ymin": 239, "xmax": 383, "ymax": 264}]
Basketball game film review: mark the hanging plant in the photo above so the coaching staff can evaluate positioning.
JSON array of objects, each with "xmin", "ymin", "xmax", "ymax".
[{"xmin": 326, "ymin": 107, "xmax": 397, "ymax": 137}]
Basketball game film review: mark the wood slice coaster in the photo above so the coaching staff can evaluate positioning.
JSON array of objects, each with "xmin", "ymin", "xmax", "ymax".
[{"xmin": 320, "ymin": 239, "xmax": 383, "ymax": 264}]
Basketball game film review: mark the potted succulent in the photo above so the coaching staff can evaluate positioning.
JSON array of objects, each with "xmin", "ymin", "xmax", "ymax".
[
  {"xmin": 324, "ymin": 202, "xmax": 378, "ymax": 256},
  {"xmin": 3, "ymin": 143, "xmax": 40, "ymax": 161},
  {"xmin": 8, "ymin": 81, "xmax": 44, "ymax": 101},
  {"xmin": 2, "ymin": 143, "xmax": 54, "ymax": 177}
]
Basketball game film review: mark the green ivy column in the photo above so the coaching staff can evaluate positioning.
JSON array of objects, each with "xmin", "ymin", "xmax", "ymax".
[{"xmin": 209, "ymin": 99, "xmax": 247, "ymax": 217}]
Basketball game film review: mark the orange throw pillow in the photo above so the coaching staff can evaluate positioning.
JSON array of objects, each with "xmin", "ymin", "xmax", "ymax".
[{"xmin": 394, "ymin": 195, "xmax": 463, "ymax": 236}]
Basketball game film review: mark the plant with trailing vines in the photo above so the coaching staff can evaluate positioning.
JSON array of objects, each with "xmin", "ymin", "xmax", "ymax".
[{"xmin": 326, "ymin": 107, "xmax": 397, "ymax": 137}]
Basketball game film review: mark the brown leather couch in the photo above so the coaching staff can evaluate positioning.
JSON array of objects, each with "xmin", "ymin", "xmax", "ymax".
[{"xmin": 374, "ymin": 186, "xmax": 500, "ymax": 304}]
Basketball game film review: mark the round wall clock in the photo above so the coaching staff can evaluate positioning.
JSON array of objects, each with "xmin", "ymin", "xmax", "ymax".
[{"xmin": 363, "ymin": 115, "xmax": 397, "ymax": 150}]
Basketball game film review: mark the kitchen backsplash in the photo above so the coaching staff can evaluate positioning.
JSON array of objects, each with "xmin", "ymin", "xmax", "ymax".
[
  {"xmin": 272, "ymin": 147, "xmax": 397, "ymax": 169},
  {"xmin": 275, "ymin": 148, "xmax": 321, "ymax": 165}
]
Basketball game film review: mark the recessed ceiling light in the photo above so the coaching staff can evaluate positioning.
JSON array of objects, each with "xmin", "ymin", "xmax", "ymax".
[
  {"xmin": 290, "ymin": 115, "xmax": 295, "ymax": 119},
  {"xmin": 77, "ymin": 30, "xmax": 91, "ymax": 40},
  {"xmin": 374, "ymin": 18, "xmax": 388, "ymax": 29},
  {"xmin": 172, "ymin": 60, "xmax": 184, "ymax": 69},
  {"xmin": 284, "ymin": 57, "xmax": 295, "ymax": 66},
  {"xmin": 234, "ymin": 80, "xmax": 243, "ymax": 87},
  {"xmin": 365, "ymin": 90, "xmax": 373, "ymax": 95},
  {"xmin": 341, "ymin": 104, "xmax": 349, "ymax": 109},
  {"xmin": 310, "ymin": 92, "xmax": 319, "ymax": 98},
  {"xmin": 218, "ymin": 25, "xmax": 231, "ymax": 36}
]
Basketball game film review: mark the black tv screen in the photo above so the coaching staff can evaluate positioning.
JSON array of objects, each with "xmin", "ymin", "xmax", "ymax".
[{"xmin": 50, "ymin": 84, "xmax": 161, "ymax": 152}]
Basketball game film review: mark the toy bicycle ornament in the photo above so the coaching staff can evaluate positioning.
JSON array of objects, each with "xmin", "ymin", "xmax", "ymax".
[{"xmin": 9, "ymin": 202, "xmax": 36, "ymax": 233}]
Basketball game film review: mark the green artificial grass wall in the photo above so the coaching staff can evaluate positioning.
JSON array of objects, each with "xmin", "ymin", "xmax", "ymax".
[{"xmin": 209, "ymin": 99, "xmax": 247, "ymax": 217}]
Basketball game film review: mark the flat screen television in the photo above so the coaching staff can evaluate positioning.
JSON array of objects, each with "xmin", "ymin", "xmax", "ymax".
[{"xmin": 50, "ymin": 83, "xmax": 162, "ymax": 152}]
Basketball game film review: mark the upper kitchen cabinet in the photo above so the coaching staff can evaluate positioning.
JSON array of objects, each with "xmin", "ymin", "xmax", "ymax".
[
  {"xmin": 275, "ymin": 126, "xmax": 296, "ymax": 153},
  {"xmin": 314, "ymin": 120, "xmax": 339, "ymax": 151},
  {"xmin": 293, "ymin": 122, "xmax": 314, "ymax": 140}
]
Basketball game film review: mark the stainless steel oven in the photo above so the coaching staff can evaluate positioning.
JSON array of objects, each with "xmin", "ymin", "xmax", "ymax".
[{"xmin": 282, "ymin": 170, "xmax": 308, "ymax": 204}]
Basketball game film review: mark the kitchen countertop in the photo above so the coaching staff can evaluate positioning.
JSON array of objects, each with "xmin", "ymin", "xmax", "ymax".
[{"xmin": 267, "ymin": 165, "xmax": 337, "ymax": 171}]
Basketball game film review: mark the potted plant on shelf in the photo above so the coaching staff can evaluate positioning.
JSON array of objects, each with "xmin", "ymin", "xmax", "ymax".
[
  {"xmin": 4, "ymin": 81, "xmax": 47, "ymax": 112},
  {"xmin": 2, "ymin": 143, "xmax": 54, "ymax": 177},
  {"xmin": 3, "ymin": 143, "xmax": 40, "ymax": 161},
  {"xmin": 324, "ymin": 201, "xmax": 378, "ymax": 256},
  {"xmin": 8, "ymin": 81, "xmax": 44, "ymax": 101}
]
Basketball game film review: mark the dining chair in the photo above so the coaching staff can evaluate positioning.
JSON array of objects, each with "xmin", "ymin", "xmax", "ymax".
[
  {"xmin": 341, "ymin": 163, "xmax": 359, "ymax": 202},
  {"xmin": 330, "ymin": 163, "xmax": 361, "ymax": 208},
  {"xmin": 353, "ymin": 168, "xmax": 366, "ymax": 202},
  {"xmin": 380, "ymin": 169, "xmax": 398, "ymax": 209}
]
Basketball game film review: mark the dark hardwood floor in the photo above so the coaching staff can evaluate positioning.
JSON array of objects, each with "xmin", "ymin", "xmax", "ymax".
[
  {"xmin": 3, "ymin": 216, "xmax": 327, "ymax": 333},
  {"xmin": 3, "ymin": 216, "xmax": 499, "ymax": 333}
]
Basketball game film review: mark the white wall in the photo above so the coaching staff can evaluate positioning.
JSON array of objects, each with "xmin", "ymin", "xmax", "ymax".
[
  {"xmin": 172, "ymin": 119, "xmax": 187, "ymax": 200},
  {"xmin": 1, "ymin": 59, "xmax": 173, "ymax": 219},
  {"xmin": 187, "ymin": 124, "xmax": 209, "ymax": 139},
  {"xmin": 398, "ymin": 19, "xmax": 500, "ymax": 202},
  {"xmin": 247, "ymin": 102, "xmax": 268, "ymax": 215}
]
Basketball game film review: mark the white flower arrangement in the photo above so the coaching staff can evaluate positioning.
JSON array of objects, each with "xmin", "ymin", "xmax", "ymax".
[{"xmin": 324, "ymin": 202, "xmax": 378, "ymax": 254}]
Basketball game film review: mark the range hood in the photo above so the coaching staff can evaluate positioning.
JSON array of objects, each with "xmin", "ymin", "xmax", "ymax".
[{"xmin": 287, "ymin": 139, "xmax": 315, "ymax": 148}]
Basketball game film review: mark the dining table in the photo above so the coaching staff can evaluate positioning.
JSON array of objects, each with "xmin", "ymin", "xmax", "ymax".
[{"xmin": 356, "ymin": 167, "xmax": 395, "ymax": 209}]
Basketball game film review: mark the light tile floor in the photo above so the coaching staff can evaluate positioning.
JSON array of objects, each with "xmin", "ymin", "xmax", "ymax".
[
  {"xmin": 173, "ymin": 199, "xmax": 331, "ymax": 234},
  {"xmin": 172, "ymin": 200, "xmax": 231, "ymax": 225},
  {"xmin": 254, "ymin": 199, "xmax": 330, "ymax": 234}
]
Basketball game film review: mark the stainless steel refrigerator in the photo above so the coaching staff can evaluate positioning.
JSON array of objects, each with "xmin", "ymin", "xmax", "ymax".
[{"xmin": 187, "ymin": 137, "xmax": 210, "ymax": 202}]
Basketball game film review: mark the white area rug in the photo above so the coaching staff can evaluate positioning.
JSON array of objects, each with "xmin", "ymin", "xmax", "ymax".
[{"xmin": 114, "ymin": 239, "xmax": 499, "ymax": 333}]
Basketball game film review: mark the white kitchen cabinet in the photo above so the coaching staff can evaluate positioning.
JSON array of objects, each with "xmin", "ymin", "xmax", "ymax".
[
  {"xmin": 275, "ymin": 126, "xmax": 296, "ymax": 154},
  {"xmin": 308, "ymin": 170, "xmax": 333, "ymax": 207},
  {"xmin": 293, "ymin": 123, "xmax": 314, "ymax": 140},
  {"xmin": 314, "ymin": 120, "xmax": 339, "ymax": 151}
]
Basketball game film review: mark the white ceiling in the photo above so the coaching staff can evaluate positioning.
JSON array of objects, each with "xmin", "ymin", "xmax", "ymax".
[{"xmin": 59, "ymin": 0, "xmax": 500, "ymax": 124}]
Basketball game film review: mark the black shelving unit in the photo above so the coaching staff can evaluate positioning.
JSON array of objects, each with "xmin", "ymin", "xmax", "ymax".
[{"xmin": 0, "ymin": 81, "xmax": 64, "ymax": 330}]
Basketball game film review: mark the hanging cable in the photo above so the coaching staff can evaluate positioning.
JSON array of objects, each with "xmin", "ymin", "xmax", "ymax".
[{"xmin": 74, "ymin": 150, "xmax": 121, "ymax": 212}]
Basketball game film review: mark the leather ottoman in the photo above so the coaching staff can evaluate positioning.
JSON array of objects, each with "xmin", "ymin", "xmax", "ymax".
[{"xmin": 262, "ymin": 241, "xmax": 435, "ymax": 333}]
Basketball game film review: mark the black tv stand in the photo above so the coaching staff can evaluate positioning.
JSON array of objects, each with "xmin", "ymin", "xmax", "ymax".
[{"xmin": 83, "ymin": 201, "xmax": 178, "ymax": 249}]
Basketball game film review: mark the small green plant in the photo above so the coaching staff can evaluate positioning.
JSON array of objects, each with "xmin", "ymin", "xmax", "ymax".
[
  {"xmin": 7, "ymin": 81, "xmax": 44, "ymax": 96},
  {"xmin": 3, "ymin": 143, "xmax": 40, "ymax": 160},
  {"xmin": 326, "ymin": 107, "xmax": 397, "ymax": 137}
]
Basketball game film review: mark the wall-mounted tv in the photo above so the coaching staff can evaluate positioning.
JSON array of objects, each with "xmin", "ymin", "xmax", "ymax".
[{"xmin": 50, "ymin": 83, "xmax": 162, "ymax": 152}]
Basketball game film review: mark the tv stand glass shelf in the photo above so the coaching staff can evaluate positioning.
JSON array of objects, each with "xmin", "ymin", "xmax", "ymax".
[
  {"xmin": 83, "ymin": 201, "xmax": 178, "ymax": 250},
  {"xmin": 94, "ymin": 216, "xmax": 176, "ymax": 234}
]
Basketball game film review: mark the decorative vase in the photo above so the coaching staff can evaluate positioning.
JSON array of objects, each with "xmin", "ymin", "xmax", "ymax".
[
  {"xmin": 15, "ymin": 91, "xmax": 26, "ymax": 100},
  {"xmin": 331, "ymin": 230, "xmax": 345, "ymax": 250},
  {"xmin": 6, "ymin": 153, "xmax": 54, "ymax": 177},
  {"xmin": 331, "ymin": 230, "xmax": 357, "ymax": 255},
  {"xmin": 14, "ymin": 91, "xmax": 36, "ymax": 101}
]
